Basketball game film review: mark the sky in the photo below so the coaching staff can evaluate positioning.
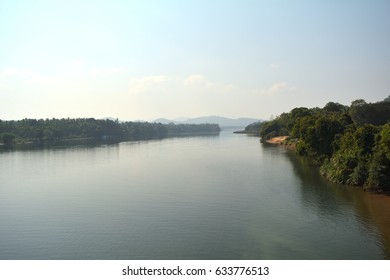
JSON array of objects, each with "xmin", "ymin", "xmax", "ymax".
[{"xmin": 0, "ymin": 0, "xmax": 389, "ymax": 121}]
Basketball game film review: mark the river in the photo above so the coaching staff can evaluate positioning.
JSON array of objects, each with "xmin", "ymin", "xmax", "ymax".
[{"xmin": 0, "ymin": 130, "xmax": 389, "ymax": 259}]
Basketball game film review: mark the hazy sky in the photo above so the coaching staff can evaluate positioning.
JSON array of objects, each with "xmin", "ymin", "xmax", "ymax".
[{"xmin": 1, "ymin": 0, "xmax": 389, "ymax": 121}]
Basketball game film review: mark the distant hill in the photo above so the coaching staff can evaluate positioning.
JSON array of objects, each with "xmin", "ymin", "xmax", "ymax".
[
  {"xmin": 153, "ymin": 118, "xmax": 178, "ymax": 124},
  {"xmin": 153, "ymin": 116, "xmax": 262, "ymax": 128}
]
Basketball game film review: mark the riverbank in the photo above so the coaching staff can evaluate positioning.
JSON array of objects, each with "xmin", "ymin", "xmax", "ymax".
[
  {"xmin": 265, "ymin": 136, "xmax": 297, "ymax": 149},
  {"xmin": 266, "ymin": 136, "xmax": 289, "ymax": 144},
  {"xmin": 264, "ymin": 135, "xmax": 389, "ymax": 194}
]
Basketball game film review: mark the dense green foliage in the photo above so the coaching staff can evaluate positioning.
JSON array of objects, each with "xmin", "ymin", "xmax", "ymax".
[
  {"xmin": 1, "ymin": 132, "xmax": 16, "ymax": 145},
  {"xmin": 259, "ymin": 97, "xmax": 390, "ymax": 191},
  {"xmin": 0, "ymin": 118, "xmax": 220, "ymax": 144},
  {"xmin": 242, "ymin": 121, "xmax": 263, "ymax": 135}
]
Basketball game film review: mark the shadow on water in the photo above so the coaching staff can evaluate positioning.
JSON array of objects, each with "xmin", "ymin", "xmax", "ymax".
[
  {"xmin": 275, "ymin": 145, "xmax": 390, "ymax": 259},
  {"xmin": 0, "ymin": 132, "xmax": 220, "ymax": 153},
  {"xmin": 0, "ymin": 138, "xmax": 122, "ymax": 153}
]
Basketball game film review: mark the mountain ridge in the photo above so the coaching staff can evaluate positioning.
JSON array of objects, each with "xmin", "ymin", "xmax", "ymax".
[{"xmin": 153, "ymin": 116, "xmax": 262, "ymax": 128}]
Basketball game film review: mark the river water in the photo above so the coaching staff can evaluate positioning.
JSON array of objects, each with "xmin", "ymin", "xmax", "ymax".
[{"xmin": 0, "ymin": 130, "xmax": 389, "ymax": 259}]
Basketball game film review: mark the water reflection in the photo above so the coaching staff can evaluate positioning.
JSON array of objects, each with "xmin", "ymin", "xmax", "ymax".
[
  {"xmin": 0, "ymin": 132, "xmax": 220, "ymax": 153},
  {"xmin": 0, "ymin": 138, "xmax": 122, "ymax": 152},
  {"xmin": 275, "ymin": 145, "xmax": 390, "ymax": 259}
]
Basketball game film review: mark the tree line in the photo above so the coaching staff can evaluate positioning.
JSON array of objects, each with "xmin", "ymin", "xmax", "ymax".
[
  {"xmin": 0, "ymin": 118, "xmax": 220, "ymax": 145},
  {"xmin": 254, "ymin": 97, "xmax": 390, "ymax": 191}
]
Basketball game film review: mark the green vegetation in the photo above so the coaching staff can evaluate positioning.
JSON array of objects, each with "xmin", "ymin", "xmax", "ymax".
[
  {"xmin": 242, "ymin": 121, "xmax": 263, "ymax": 135},
  {"xmin": 0, "ymin": 118, "xmax": 220, "ymax": 145},
  {"xmin": 1, "ymin": 132, "xmax": 16, "ymax": 145},
  {"xmin": 258, "ymin": 97, "xmax": 390, "ymax": 191}
]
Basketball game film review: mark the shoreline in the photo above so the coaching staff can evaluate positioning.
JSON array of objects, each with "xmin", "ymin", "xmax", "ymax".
[
  {"xmin": 265, "ymin": 136, "xmax": 289, "ymax": 144},
  {"xmin": 264, "ymin": 135, "xmax": 389, "ymax": 195}
]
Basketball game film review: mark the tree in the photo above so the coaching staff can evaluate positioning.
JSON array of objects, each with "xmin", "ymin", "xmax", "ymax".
[
  {"xmin": 1, "ymin": 132, "xmax": 16, "ymax": 145},
  {"xmin": 351, "ymin": 99, "xmax": 367, "ymax": 107},
  {"xmin": 349, "ymin": 101, "xmax": 390, "ymax": 126},
  {"xmin": 323, "ymin": 102, "xmax": 348, "ymax": 113}
]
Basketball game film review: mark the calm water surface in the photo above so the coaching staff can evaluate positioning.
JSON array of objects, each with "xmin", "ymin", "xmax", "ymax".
[{"xmin": 0, "ymin": 130, "xmax": 389, "ymax": 259}]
